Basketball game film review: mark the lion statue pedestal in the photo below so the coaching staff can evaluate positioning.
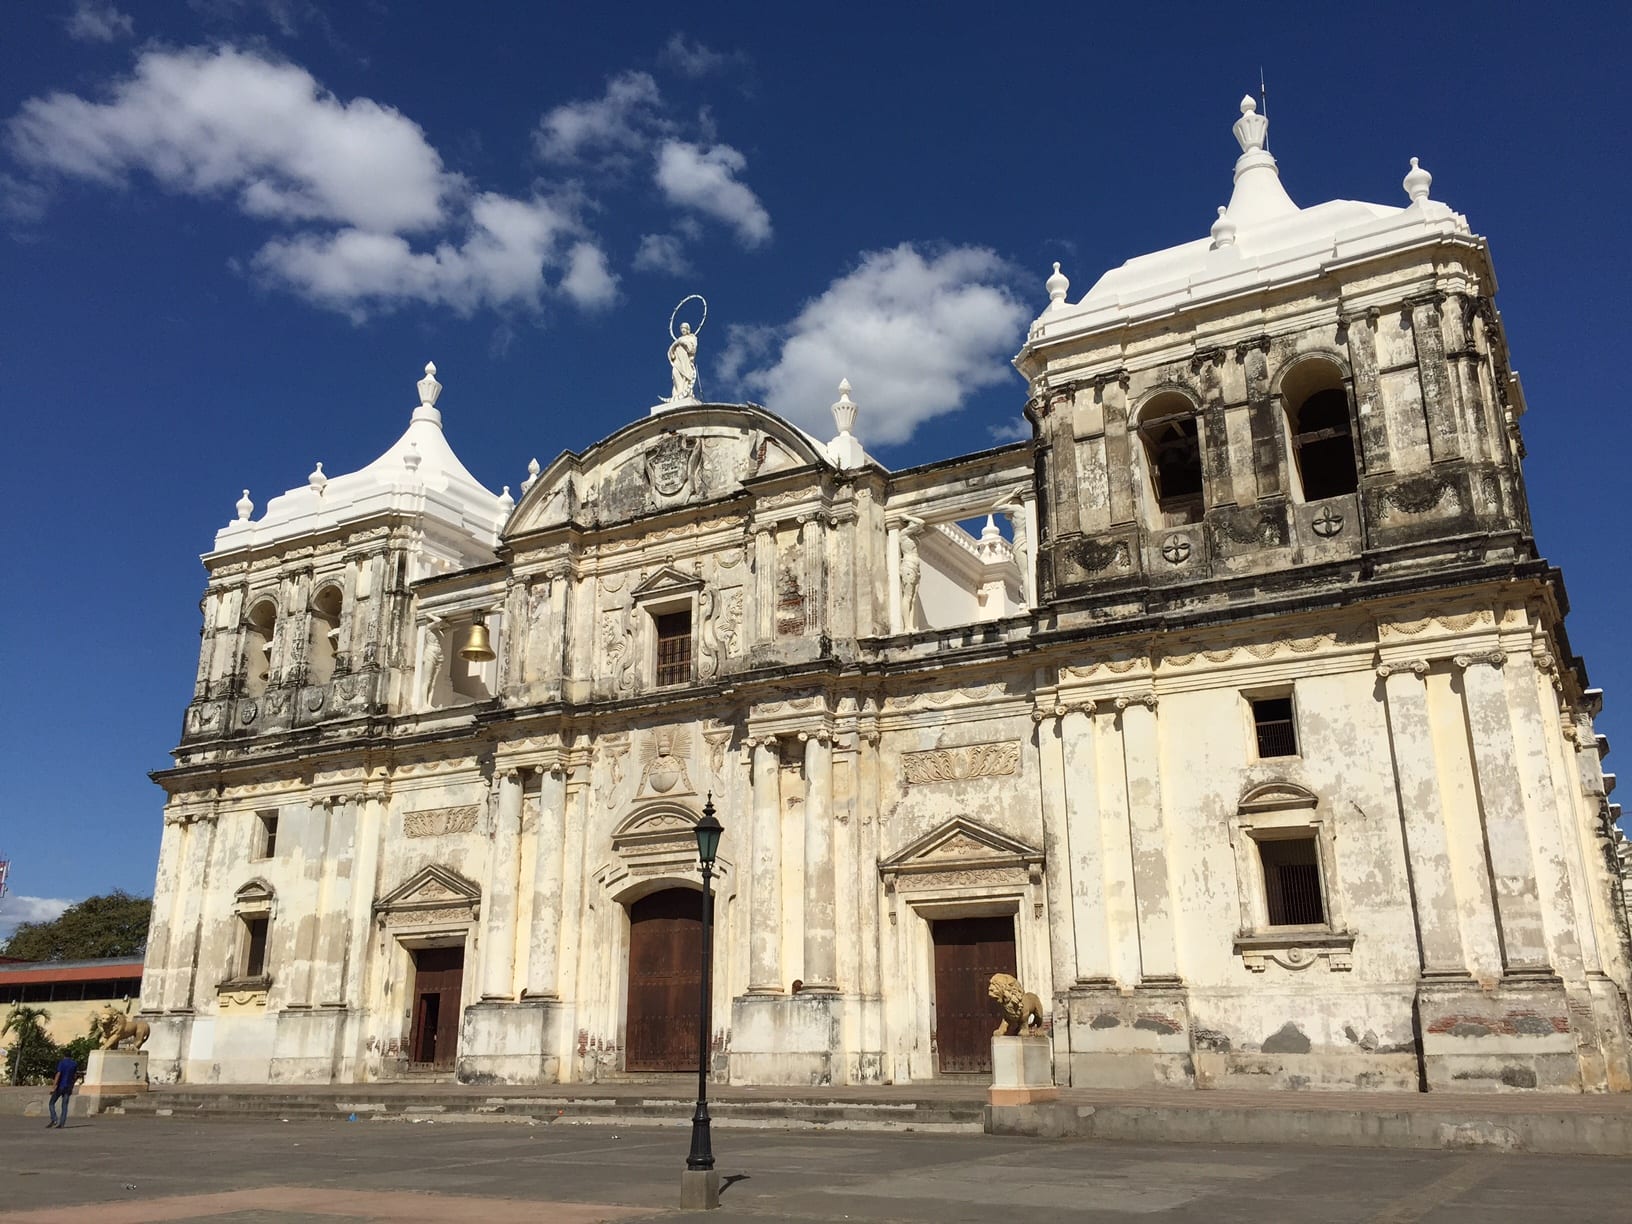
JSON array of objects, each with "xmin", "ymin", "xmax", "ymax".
[
  {"xmin": 987, "ymin": 973, "xmax": 1057, "ymax": 1106},
  {"xmin": 82, "ymin": 1048, "xmax": 149, "ymax": 1113}
]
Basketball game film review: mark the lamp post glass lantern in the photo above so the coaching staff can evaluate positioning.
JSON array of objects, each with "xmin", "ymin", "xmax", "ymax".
[{"xmin": 686, "ymin": 795, "xmax": 723, "ymax": 1181}]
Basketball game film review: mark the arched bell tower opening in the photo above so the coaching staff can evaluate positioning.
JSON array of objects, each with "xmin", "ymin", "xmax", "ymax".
[
  {"xmin": 1280, "ymin": 358, "xmax": 1359, "ymax": 501},
  {"xmin": 624, "ymin": 886, "xmax": 704, "ymax": 1072}
]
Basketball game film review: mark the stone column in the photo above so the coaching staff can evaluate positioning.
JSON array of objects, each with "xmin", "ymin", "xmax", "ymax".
[
  {"xmin": 1379, "ymin": 664, "xmax": 1468, "ymax": 976},
  {"xmin": 142, "ymin": 816, "xmax": 187, "ymax": 1012},
  {"xmin": 501, "ymin": 579, "xmax": 527, "ymax": 693},
  {"xmin": 341, "ymin": 792, "xmax": 385, "ymax": 1009},
  {"xmin": 166, "ymin": 815, "xmax": 218, "ymax": 1012},
  {"xmin": 802, "ymin": 731, "xmax": 837, "ymax": 991},
  {"xmin": 753, "ymin": 527, "xmax": 776, "ymax": 642},
  {"xmin": 1120, "ymin": 695, "xmax": 1178, "ymax": 982},
  {"xmin": 1457, "ymin": 652, "xmax": 1552, "ymax": 973},
  {"xmin": 856, "ymin": 729, "xmax": 884, "ymax": 1017},
  {"xmin": 885, "ymin": 523, "xmax": 903, "ymax": 633},
  {"xmin": 1094, "ymin": 707, "xmax": 1141, "ymax": 985},
  {"xmin": 1344, "ymin": 312, "xmax": 1391, "ymax": 474},
  {"xmin": 748, "ymin": 735, "xmax": 784, "ymax": 993},
  {"xmin": 1059, "ymin": 707, "xmax": 1112, "ymax": 982},
  {"xmin": 284, "ymin": 800, "xmax": 330, "ymax": 1009},
  {"xmin": 1240, "ymin": 341, "xmax": 1287, "ymax": 498},
  {"xmin": 312, "ymin": 796, "xmax": 355, "ymax": 1007},
  {"xmin": 479, "ymin": 770, "xmax": 525, "ymax": 1000},
  {"xmin": 1409, "ymin": 295, "xmax": 1460, "ymax": 461},
  {"xmin": 1102, "ymin": 379, "xmax": 1136, "ymax": 527},
  {"xmin": 801, "ymin": 516, "xmax": 826, "ymax": 640},
  {"xmin": 1033, "ymin": 706, "xmax": 1079, "ymax": 991},
  {"xmin": 525, "ymin": 764, "xmax": 568, "ymax": 998}
]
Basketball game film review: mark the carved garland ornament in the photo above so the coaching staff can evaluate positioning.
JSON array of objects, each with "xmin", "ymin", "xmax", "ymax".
[{"xmin": 902, "ymin": 741, "xmax": 1021, "ymax": 785}]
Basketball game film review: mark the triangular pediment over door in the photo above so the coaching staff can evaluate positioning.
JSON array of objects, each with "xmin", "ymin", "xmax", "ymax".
[
  {"xmin": 373, "ymin": 864, "xmax": 482, "ymax": 930},
  {"xmin": 878, "ymin": 816, "xmax": 1045, "ymax": 923}
]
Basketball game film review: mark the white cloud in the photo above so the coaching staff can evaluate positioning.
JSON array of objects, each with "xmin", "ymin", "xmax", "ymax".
[
  {"xmin": 633, "ymin": 232, "xmax": 690, "ymax": 276},
  {"xmin": 5, "ymin": 46, "xmax": 628, "ymax": 320},
  {"xmin": 655, "ymin": 140, "xmax": 770, "ymax": 248},
  {"xmin": 560, "ymin": 241, "xmax": 618, "ymax": 310},
  {"xmin": 660, "ymin": 33, "xmax": 740, "ymax": 79},
  {"xmin": 253, "ymin": 193, "xmax": 591, "ymax": 317},
  {"xmin": 67, "ymin": 1, "xmax": 134, "ymax": 42},
  {"xmin": 0, "ymin": 895, "xmax": 72, "ymax": 941},
  {"xmin": 534, "ymin": 70, "xmax": 665, "ymax": 166},
  {"xmin": 723, "ymin": 244, "xmax": 1029, "ymax": 445},
  {"xmin": 7, "ymin": 45, "xmax": 454, "ymax": 234}
]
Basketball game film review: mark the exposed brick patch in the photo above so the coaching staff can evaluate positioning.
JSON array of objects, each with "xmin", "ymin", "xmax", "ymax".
[{"xmin": 1426, "ymin": 1010, "xmax": 1569, "ymax": 1037}]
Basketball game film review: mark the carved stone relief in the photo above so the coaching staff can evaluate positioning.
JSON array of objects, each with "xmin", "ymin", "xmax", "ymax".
[
  {"xmin": 639, "ymin": 729, "xmax": 695, "ymax": 797},
  {"xmin": 404, "ymin": 805, "xmax": 481, "ymax": 838},
  {"xmin": 902, "ymin": 741, "xmax": 1022, "ymax": 785}
]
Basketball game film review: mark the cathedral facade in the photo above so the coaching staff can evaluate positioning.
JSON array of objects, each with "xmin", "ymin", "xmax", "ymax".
[{"xmin": 141, "ymin": 99, "xmax": 1632, "ymax": 1093}]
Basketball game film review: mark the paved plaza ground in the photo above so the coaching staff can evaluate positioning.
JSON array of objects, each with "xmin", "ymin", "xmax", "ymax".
[{"xmin": 0, "ymin": 1112, "xmax": 1627, "ymax": 1222}]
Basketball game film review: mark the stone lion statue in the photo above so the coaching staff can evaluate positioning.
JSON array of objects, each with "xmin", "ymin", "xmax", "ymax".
[
  {"xmin": 98, "ymin": 1003, "xmax": 150, "ymax": 1051},
  {"xmin": 988, "ymin": 973, "xmax": 1044, "ymax": 1036}
]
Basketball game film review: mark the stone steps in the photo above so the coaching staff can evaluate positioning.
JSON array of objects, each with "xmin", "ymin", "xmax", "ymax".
[{"xmin": 117, "ymin": 1091, "xmax": 985, "ymax": 1133}]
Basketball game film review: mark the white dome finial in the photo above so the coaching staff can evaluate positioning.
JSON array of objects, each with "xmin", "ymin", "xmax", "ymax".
[
  {"xmin": 831, "ymin": 378, "xmax": 858, "ymax": 436},
  {"xmin": 1210, "ymin": 205, "xmax": 1237, "ymax": 249},
  {"xmin": 403, "ymin": 444, "xmax": 421, "ymax": 472},
  {"xmin": 308, "ymin": 462, "xmax": 327, "ymax": 494},
  {"xmin": 417, "ymin": 361, "xmax": 442, "ymax": 408},
  {"xmin": 1233, "ymin": 94, "xmax": 1267, "ymax": 154},
  {"xmin": 498, "ymin": 485, "xmax": 515, "ymax": 513},
  {"xmin": 521, "ymin": 457, "xmax": 541, "ymax": 494},
  {"xmin": 1046, "ymin": 261, "xmax": 1070, "ymax": 308},
  {"xmin": 235, "ymin": 489, "xmax": 254, "ymax": 522},
  {"xmin": 1403, "ymin": 156, "xmax": 1433, "ymax": 204}
]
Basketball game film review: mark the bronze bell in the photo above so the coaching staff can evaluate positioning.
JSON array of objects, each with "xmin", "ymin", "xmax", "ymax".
[{"xmin": 460, "ymin": 622, "xmax": 496, "ymax": 662}]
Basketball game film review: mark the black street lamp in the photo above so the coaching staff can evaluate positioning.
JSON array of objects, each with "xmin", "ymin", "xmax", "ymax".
[{"xmin": 682, "ymin": 794, "xmax": 724, "ymax": 1210}]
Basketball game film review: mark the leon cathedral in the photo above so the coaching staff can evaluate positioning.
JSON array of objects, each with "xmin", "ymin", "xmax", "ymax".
[{"xmin": 143, "ymin": 99, "xmax": 1632, "ymax": 1094}]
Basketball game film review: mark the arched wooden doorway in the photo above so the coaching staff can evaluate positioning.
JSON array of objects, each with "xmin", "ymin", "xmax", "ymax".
[{"xmin": 625, "ymin": 887, "xmax": 703, "ymax": 1072}]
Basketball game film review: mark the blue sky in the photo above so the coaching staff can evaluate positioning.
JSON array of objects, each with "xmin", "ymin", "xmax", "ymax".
[{"xmin": 2, "ymin": 0, "xmax": 1628, "ymax": 934}]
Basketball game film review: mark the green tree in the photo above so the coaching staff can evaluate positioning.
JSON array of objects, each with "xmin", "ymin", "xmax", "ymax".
[
  {"xmin": 3, "ymin": 1005, "xmax": 56, "ymax": 1085},
  {"xmin": 1, "ymin": 891, "xmax": 151, "ymax": 961}
]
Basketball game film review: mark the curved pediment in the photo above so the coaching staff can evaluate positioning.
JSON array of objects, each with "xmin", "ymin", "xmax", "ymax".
[
  {"xmin": 506, "ymin": 403, "xmax": 830, "ymax": 537},
  {"xmin": 1238, "ymin": 781, "xmax": 1319, "ymax": 813}
]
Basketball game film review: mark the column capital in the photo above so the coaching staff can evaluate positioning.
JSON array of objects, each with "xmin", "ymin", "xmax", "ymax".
[
  {"xmin": 1377, "ymin": 658, "xmax": 1430, "ymax": 679},
  {"xmin": 1453, "ymin": 649, "xmax": 1507, "ymax": 671}
]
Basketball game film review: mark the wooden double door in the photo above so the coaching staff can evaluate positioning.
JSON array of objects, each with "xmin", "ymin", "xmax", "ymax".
[
  {"xmin": 409, "ymin": 945, "xmax": 465, "ymax": 1069},
  {"xmin": 625, "ymin": 888, "xmax": 705, "ymax": 1072},
  {"xmin": 932, "ymin": 915, "xmax": 1017, "ymax": 1074}
]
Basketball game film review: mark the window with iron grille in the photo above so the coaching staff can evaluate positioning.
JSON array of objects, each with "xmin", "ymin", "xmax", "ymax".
[
  {"xmin": 1258, "ymin": 836, "xmax": 1325, "ymax": 926},
  {"xmin": 654, "ymin": 610, "xmax": 692, "ymax": 687},
  {"xmin": 242, "ymin": 915, "xmax": 270, "ymax": 977},
  {"xmin": 1251, "ymin": 696, "xmax": 1298, "ymax": 758}
]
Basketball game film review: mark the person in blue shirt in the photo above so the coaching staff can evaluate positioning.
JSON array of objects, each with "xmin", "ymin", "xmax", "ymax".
[{"xmin": 47, "ymin": 1054, "xmax": 77, "ymax": 1129}]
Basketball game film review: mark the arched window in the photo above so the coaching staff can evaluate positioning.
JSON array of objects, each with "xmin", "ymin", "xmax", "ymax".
[
  {"xmin": 243, "ymin": 599, "xmax": 277, "ymax": 697},
  {"xmin": 1281, "ymin": 360, "xmax": 1358, "ymax": 501},
  {"xmin": 1137, "ymin": 392, "xmax": 1205, "ymax": 526},
  {"xmin": 307, "ymin": 584, "xmax": 343, "ymax": 686}
]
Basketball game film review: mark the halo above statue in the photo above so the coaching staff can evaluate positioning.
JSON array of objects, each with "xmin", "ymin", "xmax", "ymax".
[{"xmin": 669, "ymin": 294, "xmax": 708, "ymax": 341}]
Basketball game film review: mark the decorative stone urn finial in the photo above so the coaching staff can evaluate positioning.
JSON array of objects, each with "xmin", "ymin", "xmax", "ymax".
[
  {"xmin": 403, "ymin": 444, "xmax": 421, "ymax": 472},
  {"xmin": 521, "ymin": 457, "xmax": 541, "ymax": 493},
  {"xmin": 1233, "ymin": 94, "xmax": 1268, "ymax": 154},
  {"xmin": 418, "ymin": 360, "xmax": 442, "ymax": 408},
  {"xmin": 831, "ymin": 378, "xmax": 858, "ymax": 435},
  {"xmin": 308, "ymin": 462, "xmax": 327, "ymax": 494},
  {"xmin": 1403, "ymin": 156, "xmax": 1433, "ymax": 204},
  {"xmin": 1046, "ymin": 261, "xmax": 1069, "ymax": 308},
  {"xmin": 498, "ymin": 485, "xmax": 515, "ymax": 513},
  {"xmin": 1210, "ymin": 205, "xmax": 1238, "ymax": 249},
  {"xmin": 235, "ymin": 489, "xmax": 254, "ymax": 522}
]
